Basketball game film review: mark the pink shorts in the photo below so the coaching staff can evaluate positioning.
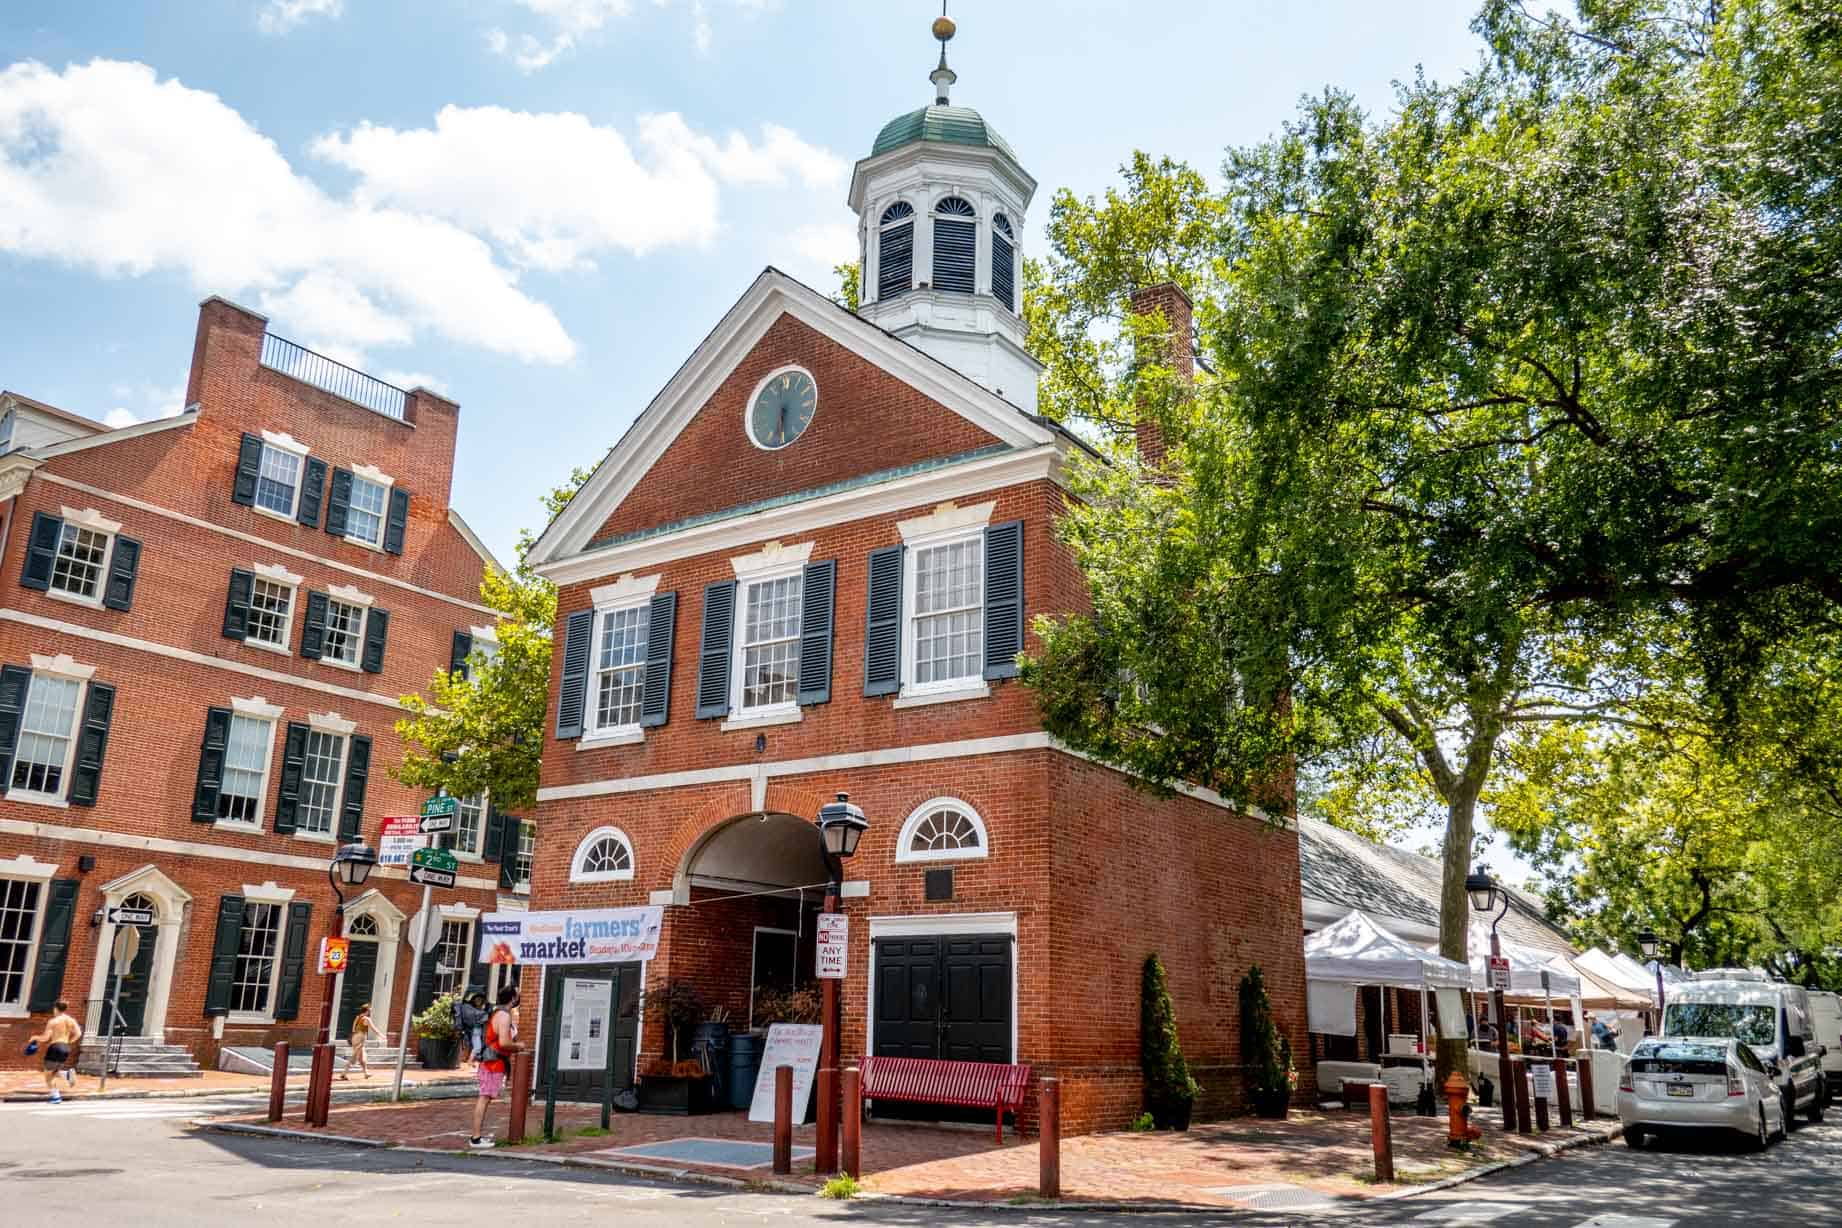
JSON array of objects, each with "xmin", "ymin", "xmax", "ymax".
[{"xmin": 477, "ymin": 1067, "xmax": 506, "ymax": 1099}]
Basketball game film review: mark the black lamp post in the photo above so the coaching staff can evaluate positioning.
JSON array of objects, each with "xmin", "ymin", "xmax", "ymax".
[
  {"xmin": 813, "ymin": 793, "xmax": 867, "ymax": 1175},
  {"xmin": 1638, "ymin": 927, "xmax": 1664, "ymax": 1023},
  {"xmin": 1466, "ymin": 865, "xmax": 1519, "ymax": 1131}
]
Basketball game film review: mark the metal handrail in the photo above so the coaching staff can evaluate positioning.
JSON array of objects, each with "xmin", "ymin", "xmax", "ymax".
[{"xmin": 258, "ymin": 332, "xmax": 410, "ymax": 421}]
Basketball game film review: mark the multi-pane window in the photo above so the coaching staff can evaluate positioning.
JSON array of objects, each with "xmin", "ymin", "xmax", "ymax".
[
  {"xmin": 218, "ymin": 714, "xmax": 271, "ymax": 824},
  {"xmin": 910, "ymin": 809, "xmax": 982, "ymax": 854},
  {"xmin": 912, "ymin": 537, "xmax": 984, "ymax": 685},
  {"xmin": 738, "ymin": 574, "xmax": 802, "ymax": 711},
  {"xmin": 345, "ymin": 476, "xmax": 388, "ymax": 547},
  {"xmin": 231, "ymin": 902, "xmax": 282, "ymax": 1014},
  {"xmin": 11, "ymin": 674, "xmax": 81, "ymax": 797},
  {"xmin": 574, "ymin": 832, "xmax": 632, "ymax": 881},
  {"xmin": 323, "ymin": 599, "xmax": 364, "ymax": 666},
  {"xmin": 297, "ymin": 731, "xmax": 345, "ymax": 836},
  {"xmin": 511, "ymin": 822, "xmax": 536, "ymax": 889},
  {"xmin": 433, "ymin": 919, "xmax": 472, "ymax": 997},
  {"xmin": 455, "ymin": 793, "xmax": 487, "ymax": 857},
  {"xmin": 49, "ymin": 523, "xmax": 110, "ymax": 600},
  {"xmin": 246, "ymin": 578, "xmax": 294, "ymax": 648},
  {"xmin": 0, "ymin": 878, "xmax": 44, "ymax": 1008},
  {"xmin": 254, "ymin": 445, "xmax": 303, "ymax": 516},
  {"xmin": 594, "ymin": 606, "xmax": 648, "ymax": 730}
]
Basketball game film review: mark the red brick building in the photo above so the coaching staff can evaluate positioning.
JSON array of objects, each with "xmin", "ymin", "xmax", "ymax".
[
  {"xmin": 521, "ymin": 41, "xmax": 1309, "ymax": 1133},
  {"xmin": 0, "ymin": 297, "xmax": 520, "ymax": 1073}
]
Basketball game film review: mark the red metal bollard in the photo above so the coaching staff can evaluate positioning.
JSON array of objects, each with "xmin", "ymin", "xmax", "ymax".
[
  {"xmin": 268, "ymin": 1042, "xmax": 289, "ymax": 1123},
  {"xmin": 815, "ymin": 1067, "xmax": 839, "ymax": 1174},
  {"xmin": 841, "ymin": 1067, "xmax": 862, "ymax": 1178},
  {"xmin": 507, "ymin": 1048, "xmax": 534, "ymax": 1144},
  {"xmin": 312, "ymin": 1042, "xmax": 336, "ymax": 1127},
  {"xmin": 1038, "ymin": 1078, "xmax": 1061, "ymax": 1200},
  {"xmin": 1369, "ymin": 1083, "xmax": 1394, "ymax": 1184},
  {"xmin": 772, "ymin": 1065, "xmax": 793, "ymax": 1175},
  {"xmin": 1509, "ymin": 1059, "xmax": 1533, "ymax": 1135},
  {"xmin": 1554, "ymin": 1059, "xmax": 1573, "ymax": 1129},
  {"xmin": 1577, "ymin": 1055, "xmax": 1596, "ymax": 1122}
]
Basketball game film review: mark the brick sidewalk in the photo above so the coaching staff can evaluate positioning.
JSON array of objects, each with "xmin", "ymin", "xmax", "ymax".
[
  {"xmin": 220, "ymin": 1095, "xmax": 1618, "ymax": 1208},
  {"xmin": 1, "ymin": 1066, "xmax": 471, "ymax": 1101}
]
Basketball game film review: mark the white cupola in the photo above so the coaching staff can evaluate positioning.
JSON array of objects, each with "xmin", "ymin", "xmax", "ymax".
[{"xmin": 846, "ymin": 12, "xmax": 1042, "ymax": 412}]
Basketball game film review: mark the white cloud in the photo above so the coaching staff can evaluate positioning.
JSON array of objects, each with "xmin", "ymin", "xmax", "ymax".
[
  {"xmin": 102, "ymin": 408, "xmax": 137, "ymax": 429},
  {"xmin": 692, "ymin": 1, "xmax": 712, "ymax": 55},
  {"xmin": 490, "ymin": 0, "xmax": 774, "ymax": 69},
  {"xmin": 258, "ymin": 0, "xmax": 343, "ymax": 35},
  {"xmin": 0, "ymin": 59, "xmax": 573, "ymax": 363},
  {"xmin": 105, "ymin": 382, "xmax": 186, "ymax": 428},
  {"xmin": 790, "ymin": 221, "xmax": 857, "ymax": 269}
]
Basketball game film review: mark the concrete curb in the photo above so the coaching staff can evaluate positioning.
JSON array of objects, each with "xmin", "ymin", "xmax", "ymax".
[
  {"xmin": 201, "ymin": 1120, "xmax": 389, "ymax": 1149},
  {"xmin": 1363, "ymin": 1122, "xmax": 1625, "ymax": 1206}
]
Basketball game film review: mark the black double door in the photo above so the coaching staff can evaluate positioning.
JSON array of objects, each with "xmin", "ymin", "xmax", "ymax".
[
  {"xmin": 873, "ymin": 933, "xmax": 1013, "ymax": 1062},
  {"xmin": 538, "ymin": 962, "xmax": 642, "ymax": 1103},
  {"xmin": 338, "ymin": 940, "xmax": 380, "ymax": 1039},
  {"xmin": 103, "ymin": 924, "xmax": 158, "ymax": 1036}
]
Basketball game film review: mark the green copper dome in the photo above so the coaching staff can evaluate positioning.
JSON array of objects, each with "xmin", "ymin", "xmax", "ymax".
[{"xmin": 870, "ymin": 105, "xmax": 1018, "ymax": 163}]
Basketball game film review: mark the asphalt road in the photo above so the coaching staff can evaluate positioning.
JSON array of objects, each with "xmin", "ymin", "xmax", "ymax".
[{"xmin": 2, "ymin": 1094, "xmax": 1837, "ymax": 1228}]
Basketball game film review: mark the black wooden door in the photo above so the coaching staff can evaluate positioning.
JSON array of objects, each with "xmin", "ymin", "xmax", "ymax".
[
  {"xmin": 871, "ymin": 933, "xmax": 1013, "ymax": 1122},
  {"xmin": 872, "ymin": 936, "xmax": 945, "ymax": 1059},
  {"xmin": 103, "ymin": 924, "xmax": 158, "ymax": 1036},
  {"xmin": 338, "ymin": 940, "xmax": 380, "ymax": 1038},
  {"xmin": 538, "ymin": 963, "xmax": 641, "ymax": 1104},
  {"xmin": 939, "ymin": 935, "xmax": 1012, "ymax": 1062}
]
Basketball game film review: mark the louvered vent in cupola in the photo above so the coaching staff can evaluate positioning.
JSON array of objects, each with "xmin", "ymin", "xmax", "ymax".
[
  {"xmin": 992, "ymin": 212, "xmax": 1016, "ymax": 311},
  {"xmin": 932, "ymin": 195, "xmax": 977, "ymax": 294},
  {"xmin": 877, "ymin": 201, "xmax": 915, "ymax": 301}
]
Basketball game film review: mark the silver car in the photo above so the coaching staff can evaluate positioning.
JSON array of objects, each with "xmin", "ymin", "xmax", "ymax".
[{"xmin": 1619, "ymin": 1036, "xmax": 1785, "ymax": 1150}]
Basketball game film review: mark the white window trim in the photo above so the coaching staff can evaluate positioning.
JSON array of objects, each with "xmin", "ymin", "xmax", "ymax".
[
  {"xmin": 43, "ymin": 509, "xmax": 119, "ymax": 610},
  {"xmin": 342, "ymin": 466, "xmax": 395, "ymax": 551},
  {"xmin": 252, "ymin": 432, "xmax": 311, "ymax": 525},
  {"xmin": 214, "ymin": 707, "xmax": 280, "ymax": 833},
  {"xmin": 583, "ymin": 573, "xmax": 661, "ymax": 745},
  {"xmin": 0, "ymin": 867, "xmax": 50, "ymax": 1017},
  {"xmin": 226, "ymin": 888, "xmax": 292, "ymax": 1024},
  {"xmin": 320, "ymin": 591, "xmax": 370, "ymax": 671},
  {"xmin": 30, "ymin": 652, "xmax": 95, "ymax": 682},
  {"xmin": 569, "ymin": 825, "xmax": 637, "ymax": 884},
  {"xmin": 509, "ymin": 821, "xmax": 535, "ymax": 896},
  {"xmin": 896, "ymin": 501, "xmax": 995, "ymax": 701},
  {"xmin": 61, "ymin": 505, "xmax": 123, "ymax": 536},
  {"xmin": 292, "ymin": 726, "xmax": 349, "ymax": 843},
  {"xmin": 326, "ymin": 583, "xmax": 375, "ymax": 608},
  {"xmin": 743, "ymin": 365, "xmax": 819, "ymax": 453},
  {"xmin": 451, "ymin": 791, "xmax": 490, "ymax": 862},
  {"xmin": 725, "ymin": 540, "xmax": 813, "ymax": 724},
  {"xmin": 3, "ymin": 668, "xmax": 90, "ymax": 810},
  {"xmin": 894, "ymin": 797, "xmax": 991, "ymax": 864},
  {"xmin": 244, "ymin": 564, "xmax": 303, "ymax": 656},
  {"xmin": 307, "ymin": 710, "xmax": 356, "ymax": 735}
]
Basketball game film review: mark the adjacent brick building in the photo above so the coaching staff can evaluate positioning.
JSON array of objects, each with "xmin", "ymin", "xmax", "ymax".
[
  {"xmin": 0, "ymin": 297, "xmax": 523, "ymax": 1072},
  {"xmin": 520, "ymin": 41, "xmax": 1310, "ymax": 1133}
]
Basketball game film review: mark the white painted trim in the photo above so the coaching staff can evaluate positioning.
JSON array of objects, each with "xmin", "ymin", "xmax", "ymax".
[
  {"xmin": 577, "ymin": 727, "xmax": 644, "ymax": 751},
  {"xmin": 327, "ymin": 582, "xmax": 375, "ymax": 608},
  {"xmin": 3, "ymin": 790, "xmax": 67, "ymax": 810},
  {"xmin": 231, "ymin": 695, "xmax": 284, "ymax": 719},
  {"xmin": 840, "ymin": 880, "xmax": 870, "ymax": 899},
  {"xmin": 260, "ymin": 429, "xmax": 310, "ymax": 457},
  {"xmin": 33, "ymin": 472, "xmax": 495, "ymax": 614},
  {"xmin": 897, "ymin": 521, "xmax": 985, "ymax": 699},
  {"xmin": 0, "ymin": 854, "xmax": 58, "ymax": 880},
  {"xmin": 719, "ymin": 707, "xmax": 802, "ymax": 733},
  {"xmin": 0, "ymin": 863, "xmax": 48, "ymax": 1017},
  {"xmin": 743, "ymin": 365, "xmax": 819, "ymax": 452},
  {"xmin": 729, "ymin": 538, "xmax": 814, "ymax": 580},
  {"xmin": 436, "ymin": 900, "xmax": 481, "ymax": 921},
  {"xmin": 891, "ymin": 682, "xmax": 989, "ymax": 709},
  {"xmin": 568, "ymin": 825, "xmax": 637, "ymax": 884},
  {"xmin": 60, "ymin": 504, "xmax": 123, "ymax": 535},
  {"xmin": 254, "ymin": 561, "xmax": 305, "ymax": 586},
  {"xmin": 894, "ymin": 797, "xmax": 991, "ymax": 864},
  {"xmin": 342, "ymin": 469, "xmax": 394, "ymax": 551},
  {"xmin": 648, "ymin": 889, "xmax": 676, "ymax": 906},
  {"xmin": 589, "ymin": 572, "xmax": 660, "ymax": 607},
  {"xmin": 865, "ymin": 911, "xmax": 1019, "ymax": 1065},
  {"xmin": 338, "ymin": 888, "xmax": 406, "ymax": 1043},
  {"xmin": 469, "ymin": 623, "xmax": 499, "ymax": 644},
  {"xmin": 728, "ymin": 554, "xmax": 807, "ymax": 720},
  {"xmin": 897, "ymin": 500, "xmax": 994, "ymax": 543},
  {"xmin": 29, "ymin": 652, "xmax": 95, "ymax": 681},
  {"xmin": 27, "ymin": 410, "xmax": 195, "ymax": 459},
  {"xmin": 0, "ymin": 611, "xmax": 408, "ymax": 712},
  {"xmin": 351, "ymin": 463, "xmax": 393, "ymax": 487},
  {"xmin": 533, "ymin": 442, "xmax": 1061, "ymax": 587},
  {"xmin": 85, "ymin": 865, "xmax": 189, "ymax": 1041},
  {"xmin": 447, "ymin": 508, "xmax": 504, "ymax": 575},
  {"xmin": 243, "ymin": 880, "xmax": 296, "ymax": 903},
  {"xmin": 308, "ymin": 710, "xmax": 357, "ymax": 734}
]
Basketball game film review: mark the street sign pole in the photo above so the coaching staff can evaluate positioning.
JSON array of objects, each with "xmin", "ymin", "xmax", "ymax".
[
  {"xmin": 97, "ymin": 925, "xmax": 139, "ymax": 1095},
  {"xmin": 390, "ymin": 882, "xmax": 435, "ymax": 1104}
]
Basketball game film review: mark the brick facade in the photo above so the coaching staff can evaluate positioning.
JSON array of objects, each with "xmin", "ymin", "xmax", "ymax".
[{"xmin": 0, "ymin": 297, "xmax": 504, "ymax": 1070}]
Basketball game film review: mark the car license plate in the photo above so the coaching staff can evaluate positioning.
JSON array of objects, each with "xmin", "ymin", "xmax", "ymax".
[{"xmin": 1667, "ymin": 1083, "xmax": 1694, "ymax": 1097}]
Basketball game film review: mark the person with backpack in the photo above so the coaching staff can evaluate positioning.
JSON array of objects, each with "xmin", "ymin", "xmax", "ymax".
[
  {"xmin": 455, "ymin": 990, "xmax": 489, "ymax": 1069},
  {"xmin": 469, "ymin": 986, "xmax": 519, "ymax": 1149}
]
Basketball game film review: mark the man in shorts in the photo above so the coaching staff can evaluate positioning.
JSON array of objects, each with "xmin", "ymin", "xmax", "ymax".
[
  {"xmin": 469, "ymin": 986, "xmax": 519, "ymax": 1148},
  {"xmin": 28, "ymin": 1001, "xmax": 82, "ymax": 1103}
]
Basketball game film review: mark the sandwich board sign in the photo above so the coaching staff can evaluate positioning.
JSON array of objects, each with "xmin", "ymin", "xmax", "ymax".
[{"xmin": 747, "ymin": 1023, "xmax": 822, "ymax": 1124}]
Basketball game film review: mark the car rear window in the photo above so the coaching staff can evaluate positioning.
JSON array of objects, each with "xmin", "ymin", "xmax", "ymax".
[{"xmin": 1631, "ymin": 1057, "xmax": 1728, "ymax": 1076}]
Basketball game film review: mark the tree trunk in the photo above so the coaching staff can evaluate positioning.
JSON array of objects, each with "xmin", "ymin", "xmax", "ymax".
[{"xmin": 1434, "ymin": 784, "xmax": 1481, "ymax": 1088}]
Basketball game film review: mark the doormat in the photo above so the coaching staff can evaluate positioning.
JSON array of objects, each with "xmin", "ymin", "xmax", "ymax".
[{"xmin": 598, "ymin": 1137, "xmax": 816, "ymax": 1170}]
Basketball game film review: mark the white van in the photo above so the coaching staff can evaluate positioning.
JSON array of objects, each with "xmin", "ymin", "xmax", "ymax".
[
  {"xmin": 1809, "ymin": 990, "xmax": 1842, "ymax": 1100},
  {"xmin": 1662, "ymin": 971, "xmax": 1825, "ymax": 1126}
]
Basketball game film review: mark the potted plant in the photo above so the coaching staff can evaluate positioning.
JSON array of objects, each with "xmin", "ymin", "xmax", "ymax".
[
  {"xmin": 753, "ymin": 984, "xmax": 821, "ymax": 1027},
  {"xmin": 1141, "ymin": 954, "xmax": 1201, "ymax": 1130},
  {"xmin": 638, "ymin": 980, "xmax": 717, "ymax": 1115},
  {"xmin": 413, "ymin": 990, "xmax": 461, "ymax": 1070},
  {"xmin": 1240, "ymin": 964, "xmax": 1292, "ymax": 1119}
]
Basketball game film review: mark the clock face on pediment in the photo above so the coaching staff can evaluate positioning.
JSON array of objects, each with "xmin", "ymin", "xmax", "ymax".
[{"xmin": 747, "ymin": 366, "xmax": 818, "ymax": 450}]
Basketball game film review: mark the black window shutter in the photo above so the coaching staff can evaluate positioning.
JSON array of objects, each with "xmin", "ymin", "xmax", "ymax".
[
  {"xmin": 66, "ymin": 680, "xmax": 114, "ymax": 807},
  {"xmin": 450, "ymin": 630, "xmax": 473, "ymax": 679},
  {"xmin": 101, "ymin": 535, "xmax": 141, "ymax": 611},
  {"xmin": 26, "ymin": 879, "xmax": 79, "ymax": 1013},
  {"xmin": 299, "ymin": 590, "xmax": 328, "ymax": 659},
  {"xmin": 324, "ymin": 467, "xmax": 353, "ymax": 537},
  {"xmin": 203, "ymin": 895, "xmax": 245, "ymax": 1016},
  {"xmin": 297, "ymin": 456, "xmax": 327, "ymax": 528},
  {"xmin": 192, "ymin": 706, "xmax": 232, "ymax": 823},
  {"xmin": 499, "ymin": 821, "xmax": 525, "ymax": 889},
  {"xmin": 0, "ymin": 664, "xmax": 31, "ymax": 788},
  {"xmin": 695, "ymin": 579, "xmax": 737, "ymax": 719},
  {"xmin": 483, "ymin": 806, "xmax": 506, "ymax": 863},
  {"xmin": 863, "ymin": 545, "xmax": 904, "ymax": 696},
  {"xmin": 274, "ymin": 901, "xmax": 313, "ymax": 1021},
  {"xmin": 983, "ymin": 519, "xmax": 1025, "ymax": 679},
  {"xmin": 879, "ymin": 222, "xmax": 913, "ymax": 299},
  {"xmin": 222, "ymin": 568, "xmax": 254, "ymax": 640},
  {"xmin": 992, "ymin": 230, "xmax": 1016, "ymax": 311},
  {"xmin": 555, "ymin": 609, "xmax": 594, "ymax": 738},
  {"xmin": 19, "ymin": 512, "xmax": 61, "ymax": 591},
  {"xmin": 231, "ymin": 433, "xmax": 262, "ymax": 506},
  {"xmin": 639, "ymin": 592, "xmax": 677, "ymax": 728},
  {"xmin": 273, "ymin": 722, "xmax": 309, "ymax": 834},
  {"xmin": 383, "ymin": 486, "xmax": 410, "ymax": 555},
  {"xmin": 361, "ymin": 606, "xmax": 389, "ymax": 673},
  {"xmin": 798, "ymin": 560, "xmax": 836, "ymax": 706},
  {"xmin": 412, "ymin": 928, "xmax": 441, "ymax": 1016},
  {"xmin": 338, "ymin": 734, "xmax": 370, "ymax": 842},
  {"xmin": 933, "ymin": 217, "xmax": 976, "ymax": 293}
]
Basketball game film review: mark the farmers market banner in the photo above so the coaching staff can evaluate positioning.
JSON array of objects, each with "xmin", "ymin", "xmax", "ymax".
[{"xmin": 478, "ymin": 906, "xmax": 663, "ymax": 966}]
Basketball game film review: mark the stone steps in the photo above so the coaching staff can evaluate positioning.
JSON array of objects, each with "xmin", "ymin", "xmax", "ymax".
[{"xmin": 76, "ymin": 1036, "xmax": 204, "ymax": 1078}]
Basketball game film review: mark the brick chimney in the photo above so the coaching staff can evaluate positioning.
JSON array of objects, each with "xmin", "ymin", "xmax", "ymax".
[{"xmin": 1128, "ymin": 282, "xmax": 1193, "ymax": 468}]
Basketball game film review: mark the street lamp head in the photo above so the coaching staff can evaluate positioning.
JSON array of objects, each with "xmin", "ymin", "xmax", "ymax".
[
  {"xmin": 816, "ymin": 791, "xmax": 869, "ymax": 860},
  {"xmin": 1464, "ymin": 866, "xmax": 1497, "ymax": 914},
  {"xmin": 1638, "ymin": 928, "xmax": 1659, "ymax": 960},
  {"xmin": 332, "ymin": 843, "xmax": 378, "ymax": 888}
]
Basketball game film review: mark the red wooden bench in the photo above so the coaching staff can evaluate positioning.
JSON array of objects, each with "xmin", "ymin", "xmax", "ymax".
[{"xmin": 858, "ymin": 1056, "xmax": 1032, "ymax": 1143}]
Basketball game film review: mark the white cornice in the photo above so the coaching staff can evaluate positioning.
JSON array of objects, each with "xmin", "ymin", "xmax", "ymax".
[
  {"xmin": 731, "ymin": 539, "xmax": 814, "ymax": 579},
  {"xmin": 526, "ymin": 268, "xmax": 1054, "ymax": 569},
  {"xmin": 29, "ymin": 410, "xmax": 197, "ymax": 459},
  {"xmin": 308, "ymin": 710, "xmax": 357, "ymax": 734},
  {"xmin": 231, "ymin": 695, "xmax": 285, "ymax": 719},
  {"xmin": 534, "ymin": 442, "xmax": 1061, "ymax": 587},
  {"xmin": 847, "ymin": 141, "xmax": 1038, "ymax": 213},
  {"xmin": 589, "ymin": 572, "xmax": 661, "ymax": 608},
  {"xmin": 60, "ymin": 505, "xmax": 123, "ymax": 535},
  {"xmin": 255, "ymin": 561, "xmax": 305, "ymax": 587},
  {"xmin": 0, "ymin": 454, "xmax": 39, "ymax": 502},
  {"xmin": 897, "ymin": 499, "xmax": 995, "ymax": 543},
  {"xmin": 30, "ymin": 652, "xmax": 96, "ymax": 681}
]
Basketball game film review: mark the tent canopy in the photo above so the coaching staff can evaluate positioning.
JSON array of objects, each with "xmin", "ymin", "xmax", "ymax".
[
  {"xmin": 1577, "ymin": 948, "xmax": 1654, "ymax": 998},
  {"xmin": 1558, "ymin": 957, "xmax": 1651, "ymax": 1011},
  {"xmin": 1306, "ymin": 909, "xmax": 1472, "ymax": 990},
  {"xmin": 1468, "ymin": 926, "xmax": 1581, "ymax": 997}
]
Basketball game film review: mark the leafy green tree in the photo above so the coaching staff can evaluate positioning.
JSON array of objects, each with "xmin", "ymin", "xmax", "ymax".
[
  {"xmin": 393, "ymin": 468, "xmax": 593, "ymax": 811},
  {"xmin": 831, "ymin": 261, "xmax": 861, "ymax": 312},
  {"xmin": 1023, "ymin": 0, "xmax": 1842, "ymax": 1079}
]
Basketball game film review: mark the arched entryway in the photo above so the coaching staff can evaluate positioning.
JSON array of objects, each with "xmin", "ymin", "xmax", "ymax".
[
  {"xmin": 85, "ymin": 866, "xmax": 189, "ymax": 1040},
  {"xmin": 335, "ymin": 889, "xmax": 404, "ymax": 1044}
]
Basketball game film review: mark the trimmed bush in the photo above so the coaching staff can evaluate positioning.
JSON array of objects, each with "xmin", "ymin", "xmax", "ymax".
[
  {"xmin": 1240, "ymin": 964, "xmax": 1293, "ymax": 1116},
  {"xmin": 1141, "ymin": 953, "xmax": 1200, "ymax": 1128}
]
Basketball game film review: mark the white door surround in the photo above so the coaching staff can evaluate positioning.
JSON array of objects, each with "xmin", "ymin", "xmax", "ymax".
[
  {"xmin": 335, "ymin": 888, "xmax": 405, "ymax": 1044},
  {"xmin": 83, "ymin": 865, "xmax": 190, "ymax": 1042},
  {"xmin": 864, "ymin": 911, "xmax": 1019, "ymax": 1064}
]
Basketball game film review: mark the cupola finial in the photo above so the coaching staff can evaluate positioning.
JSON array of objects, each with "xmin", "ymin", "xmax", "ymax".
[{"xmin": 929, "ymin": 3, "xmax": 957, "ymax": 105}]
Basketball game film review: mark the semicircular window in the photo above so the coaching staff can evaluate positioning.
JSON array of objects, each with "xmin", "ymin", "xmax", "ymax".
[
  {"xmin": 897, "ymin": 799, "xmax": 989, "ymax": 863},
  {"xmin": 571, "ymin": 826, "xmax": 637, "ymax": 883}
]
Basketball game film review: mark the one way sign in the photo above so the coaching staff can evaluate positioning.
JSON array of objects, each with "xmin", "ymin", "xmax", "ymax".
[
  {"xmin": 408, "ymin": 864, "xmax": 457, "ymax": 889},
  {"xmin": 108, "ymin": 905, "xmax": 155, "ymax": 926}
]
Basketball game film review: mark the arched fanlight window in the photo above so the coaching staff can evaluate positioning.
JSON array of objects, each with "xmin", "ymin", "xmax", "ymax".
[
  {"xmin": 346, "ymin": 912, "xmax": 379, "ymax": 937},
  {"xmin": 121, "ymin": 892, "xmax": 157, "ymax": 923},
  {"xmin": 895, "ymin": 797, "xmax": 990, "ymax": 863},
  {"xmin": 878, "ymin": 201, "xmax": 915, "ymax": 301},
  {"xmin": 932, "ymin": 196, "xmax": 977, "ymax": 294},
  {"xmin": 991, "ymin": 213, "xmax": 1017, "ymax": 312},
  {"xmin": 570, "ymin": 826, "xmax": 637, "ymax": 883}
]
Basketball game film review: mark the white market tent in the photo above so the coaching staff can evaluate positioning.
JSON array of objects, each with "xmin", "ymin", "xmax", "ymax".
[
  {"xmin": 1577, "ymin": 947, "xmax": 1657, "ymax": 1004},
  {"xmin": 1467, "ymin": 927, "xmax": 1581, "ymax": 998},
  {"xmin": 1306, "ymin": 909, "xmax": 1472, "ymax": 989}
]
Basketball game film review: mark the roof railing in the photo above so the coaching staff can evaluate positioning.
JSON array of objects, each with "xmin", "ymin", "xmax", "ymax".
[{"xmin": 258, "ymin": 332, "xmax": 409, "ymax": 422}]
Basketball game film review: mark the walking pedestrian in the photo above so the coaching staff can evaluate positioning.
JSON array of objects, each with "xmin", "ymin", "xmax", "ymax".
[
  {"xmin": 26, "ymin": 1001, "xmax": 82, "ymax": 1103},
  {"xmin": 340, "ymin": 1004, "xmax": 374, "ymax": 1080},
  {"xmin": 468, "ymin": 986, "xmax": 519, "ymax": 1149}
]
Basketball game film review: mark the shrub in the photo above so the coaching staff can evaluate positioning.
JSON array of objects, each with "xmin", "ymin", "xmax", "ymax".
[
  {"xmin": 413, "ymin": 990, "xmax": 461, "ymax": 1041},
  {"xmin": 645, "ymin": 979, "xmax": 706, "ymax": 1063},
  {"xmin": 1128, "ymin": 1111, "xmax": 1156, "ymax": 1132},
  {"xmin": 1140, "ymin": 954, "xmax": 1200, "ymax": 1119},
  {"xmin": 819, "ymin": 1174, "xmax": 860, "ymax": 1200},
  {"xmin": 1239, "ymin": 964, "xmax": 1291, "ymax": 1101}
]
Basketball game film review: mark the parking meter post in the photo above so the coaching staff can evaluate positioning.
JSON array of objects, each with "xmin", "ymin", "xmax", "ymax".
[
  {"xmin": 772, "ymin": 1065, "xmax": 794, "ymax": 1175},
  {"xmin": 1554, "ymin": 1058, "xmax": 1573, "ymax": 1128},
  {"xmin": 1369, "ymin": 1082, "xmax": 1394, "ymax": 1184},
  {"xmin": 268, "ymin": 1042, "xmax": 290, "ymax": 1122},
  {"xmin": 1577, "ymin": 1055, "xmax": 1596, "ymax": 1122}
]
